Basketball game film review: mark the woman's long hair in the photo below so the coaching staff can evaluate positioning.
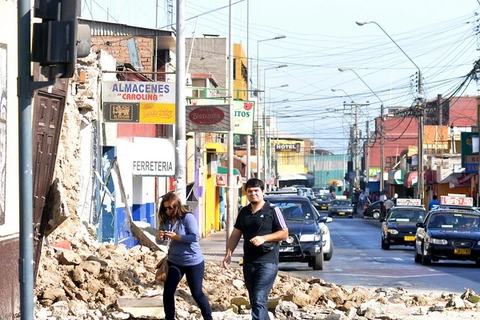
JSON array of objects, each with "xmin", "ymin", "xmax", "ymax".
[{"xmin": 158, "ymin": 192, "xmax": 189, "ymax": 224}]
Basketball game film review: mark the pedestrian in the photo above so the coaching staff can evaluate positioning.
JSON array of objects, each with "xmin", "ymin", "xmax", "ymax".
[
  {"xmin": 156, "ymin": 192, "xmax": 213, "ymax": 320},
  {"xmin": 384, "ymin": 197, "xmax": 394, "ymax": 216},
  {"xmin": 222, "ymin": 178, "xmax": 288, "ymax": 320},
  {"xmin": 428, "ymin": 195, "xmax": 440, "ymax": 211},
  {"xmin": 219, "ymin": 195, "xmax": 226, "ymax": 230}
]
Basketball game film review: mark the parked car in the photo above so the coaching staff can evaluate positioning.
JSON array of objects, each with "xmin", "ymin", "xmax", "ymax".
[
  {"xmin": 313, "ymin": 194, "xmax": 334, "ymax": 212},
  {"xmin": 414, "ymin": 209, "xmax": 480, "ymax": 265},
  {"xmin": 328, "ymin": 199, "xmax": 354, "ymax": 218},
  {"xmin": 264, "ymin": 195, "xmax": 334, "ymax": 269},
  {"xmin": 312, "ymin": 186, "xmax": 329, "ymax": 197},
  {"xmin": 380, "ymin": 205, "xmax": 426, "ymax": 250},
  {"xmin": 363, "ymin": 200, "xmax": 385, "ymax": 220}
]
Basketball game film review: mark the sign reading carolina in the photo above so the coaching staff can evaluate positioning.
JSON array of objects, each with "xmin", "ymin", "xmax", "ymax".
[{"xmin": 102, "ymin": 81, "xmax": 175, "ymax": 124}]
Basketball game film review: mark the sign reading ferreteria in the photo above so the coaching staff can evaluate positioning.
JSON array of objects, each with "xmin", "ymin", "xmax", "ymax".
[
  {"xmin": 131, "ymin": 137, "xmax": 175, "ymax": 176},
  {"xmin": 102, "ymin": 81, "xmax": 176, "ymax": 124}
]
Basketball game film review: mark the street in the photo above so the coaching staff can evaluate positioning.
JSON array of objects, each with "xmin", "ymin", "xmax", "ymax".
[{"xmin": 279, "ymin": 215, "xmax": 480, "ymax": 294}]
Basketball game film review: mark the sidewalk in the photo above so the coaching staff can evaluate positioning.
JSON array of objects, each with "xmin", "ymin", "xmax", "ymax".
[{"xmin": 200, "ymin": 230, "xmax": 244, "ymax": 264}]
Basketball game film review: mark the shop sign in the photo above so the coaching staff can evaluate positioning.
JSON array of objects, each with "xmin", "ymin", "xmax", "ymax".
[{"xmin": 131, "ymin": 137, "xmax": 175, "ymax": 176}]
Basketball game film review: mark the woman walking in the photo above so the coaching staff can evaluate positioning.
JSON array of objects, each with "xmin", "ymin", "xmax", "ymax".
[{"xmin": 157, "ymin": 192, "xmax": 213, "ymax": 320}]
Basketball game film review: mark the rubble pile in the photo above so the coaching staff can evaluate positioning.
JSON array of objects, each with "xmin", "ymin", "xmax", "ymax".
[{"xmin": 35, "ymin": 223, "xmax": 480, "ymax": 319}]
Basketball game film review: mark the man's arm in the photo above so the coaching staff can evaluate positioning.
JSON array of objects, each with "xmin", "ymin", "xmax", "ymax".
[
  {"xmin": 250, "ymin": 228, "xmax": 288, "ymax": 247},
  {"xmin": 222, "ymin": 228, "xmax": 242, "ymax": 268}
]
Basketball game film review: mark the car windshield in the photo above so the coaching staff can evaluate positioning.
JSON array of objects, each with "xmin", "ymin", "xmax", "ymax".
[
  {"xmin": 319, "ymin": 195, "xmax": 332, "ymax": 201},
  {"xmin": 267, "ymin": 200, "xmax": 315, "ymax": 220},
  {"xmin": 388, "ymin": 209, "xmax": 424, "ymax": 223},
  {"xmin": 332, "ymin": 200, "xmax": 350, "ymax": 206},
  {"xmin": 427, "ymin": 213, "xmax": 480, "ymax": 230}
]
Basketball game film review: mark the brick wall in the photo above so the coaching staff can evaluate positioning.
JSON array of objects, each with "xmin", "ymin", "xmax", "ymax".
[{"xmin": 91, "ymin": 36, "xmax": 154, "ymax": 72}]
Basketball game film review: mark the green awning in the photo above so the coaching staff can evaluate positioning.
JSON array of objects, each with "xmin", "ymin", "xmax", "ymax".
[
  {"xmin": 217, "ymin": 166, "xmax": 240, "ymax": 175},
  {"xmin": 387, "ymin": 169, "xmax": 405, "ymax": 185}
]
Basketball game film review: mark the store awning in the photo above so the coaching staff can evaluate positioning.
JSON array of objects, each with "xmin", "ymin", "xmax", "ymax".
[
  {"xmin": 444, "ymin": 172, "xmax": 476, "ymax": 187},
  {"xmin": 404, "ymin": 171, "xmax": 418, "ymax": 188},
  {"xmin": 278, "ymin": 172, "xmax": 309, "ymax": 181},
  {"xmin": 404, "ymin": 171, "xmax": 434, "ymax": 188},
  {"xmin": 387, "ymin": 169, "xmax": 405, "ymax": 185},
  {"xmin": 205, "ymin": 142, "xmax": 227, "ymax": 154},
  {"xmin": 217, "ymin": 166, "xmax": 240, "ymax": 175}
]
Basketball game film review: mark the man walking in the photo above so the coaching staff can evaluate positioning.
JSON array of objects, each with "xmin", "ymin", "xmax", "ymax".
[{"xmin": 222, "ymin": 178, "xmax": 288, "ymax": 320}]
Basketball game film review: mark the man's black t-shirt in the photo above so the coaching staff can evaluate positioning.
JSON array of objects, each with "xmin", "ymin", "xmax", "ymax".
[{"xmin": 234, "ymin": 201, "xmax": 287, "ymax": 264}]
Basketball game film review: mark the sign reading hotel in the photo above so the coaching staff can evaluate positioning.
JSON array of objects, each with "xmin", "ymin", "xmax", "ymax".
[
  {"xmin": 132, "ymin": 137, "xmax": 175, "ymax": 176},
  {"xmin": 102, "ymin": 81, "xmax": 175, "ymax": 124}
]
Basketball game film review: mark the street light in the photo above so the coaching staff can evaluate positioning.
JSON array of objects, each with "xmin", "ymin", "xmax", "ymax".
[
  {"xmin": 256, "ymin": 35, "xmax": 286, "ymax": 181},
  {"xmin": 356, "ymin": 20, "xmax": 425, "ymax": 204},
  {"xmin": 338, "ymin": 67, "xmax": 385, "ymax": 194},
  {"xmin": 331, "ymin": 88, "xmax": 360, "ymax": 192},
  {"xmin": 263, "ymin": 65, "xmax": 288, "ymax": 183},
  {"xmin": 265, "ymin": 84, "xmax": 288, "ymax": 187}
]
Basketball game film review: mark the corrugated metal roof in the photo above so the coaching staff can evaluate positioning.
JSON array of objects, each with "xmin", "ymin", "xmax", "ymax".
[{"xmin": 79, "ymin": 18, "xmax": 175, "ymax": 38}]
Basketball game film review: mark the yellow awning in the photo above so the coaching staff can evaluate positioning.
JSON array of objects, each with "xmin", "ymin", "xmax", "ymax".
[{"xmin": 205, "ymin": 142, "xmax": 227, "ymax": 154}]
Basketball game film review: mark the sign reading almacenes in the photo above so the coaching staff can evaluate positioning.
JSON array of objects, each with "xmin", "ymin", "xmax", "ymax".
[
  {"xmin": 110, "ymin": 82, "xmax": 172, "ymax": 100},
  {"xmin": 102, "ymin": 81, "xmax": 176, "ymax": 124}
]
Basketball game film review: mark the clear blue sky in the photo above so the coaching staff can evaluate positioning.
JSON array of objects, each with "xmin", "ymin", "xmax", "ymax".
[{"xmin": 82, "ymin": 0, "xmax": 480, "ymax": 154}]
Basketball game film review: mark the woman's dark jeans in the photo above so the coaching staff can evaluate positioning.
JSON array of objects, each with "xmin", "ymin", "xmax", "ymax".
[
  {"xmin": 163, "ymin": 260, "xmax": 212, "ymax": 320},
  {"xmin": 243, "ymin": 262, "xmax": 278, "ymax": 320}
]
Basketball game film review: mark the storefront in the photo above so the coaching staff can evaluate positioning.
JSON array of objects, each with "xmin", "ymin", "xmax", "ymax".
[{"xmin": 387, "ymin": 169, "xmax": 406, "ymax": 198}]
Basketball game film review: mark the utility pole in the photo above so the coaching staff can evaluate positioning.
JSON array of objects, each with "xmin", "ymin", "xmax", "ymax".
[
  {"xmin": 356, "ymin": 20, "xmax": 424, "ymax": 204},
  {"xmin": 417, "ymin": 71, "xmax": 425, "ymax": 204},
  {"xmin": 365, "ymin": 120, "xmax": 370, "ymax": 193},
  {"xmin": 175, "ymin": 0, "xmax": 186, "ymax": 201},
  {"xmin": 337, "ymin": 67, "xmax": 385, "ymax": 194},
  {"xmin": 343, "ymin": 101, "xmax": 369, "ymax": 189}
]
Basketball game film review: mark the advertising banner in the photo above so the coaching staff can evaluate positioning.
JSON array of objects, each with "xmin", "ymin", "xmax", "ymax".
[
  {"xmin": 188, "ymin": 98, "xmax": 255, "ymax": 135},
  {"xmin": 102, "ymin": 81, "xmax": 175, "ymax": 124},
  {"xmin": 131, "ymin": 137, "xmax": 175, "ymax": 176}
]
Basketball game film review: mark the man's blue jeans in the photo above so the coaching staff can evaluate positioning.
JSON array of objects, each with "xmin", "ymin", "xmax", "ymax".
[{"xmin": 243, "ymin": 262, "xmax": 278, "ymax": 320}]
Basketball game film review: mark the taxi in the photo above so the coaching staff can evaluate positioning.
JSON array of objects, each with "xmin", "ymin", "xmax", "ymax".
[
  {"xmin": 414, "ymin": 195, "xmax": 480, "ymax": 265},
  {"xmin": 380, "ymin": 198, "xmax": 426, "ymax": 250}
]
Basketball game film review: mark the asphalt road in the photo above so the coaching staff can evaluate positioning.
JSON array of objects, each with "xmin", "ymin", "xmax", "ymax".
[{"xmin": 279, "ymin": 214, "xmax": 480, "ymax": 294}]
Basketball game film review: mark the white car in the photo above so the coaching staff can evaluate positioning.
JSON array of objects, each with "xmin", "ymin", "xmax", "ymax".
[{"xmin": 319, "ymin": 218, "xmax": 334, "ymax": 260}]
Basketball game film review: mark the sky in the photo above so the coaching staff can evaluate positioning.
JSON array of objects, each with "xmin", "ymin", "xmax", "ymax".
[{"xmin": 81, "ymin": 0, "xmax": 480, "ymax": 154}]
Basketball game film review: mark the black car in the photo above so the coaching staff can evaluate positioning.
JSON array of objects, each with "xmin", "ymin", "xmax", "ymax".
[
  {"xmin": 265, "ymin": 195, "xmax": 330, "ymax": 270},
  {"xmin": 328, "ymin": 199, "xmax": 354, "ymax": 218},
  {"xmin": 363, "ymin": 200, "xmax": 385, "ymax": 220},
  {"xmin": 414, "ymin": 210, "xmax": 480, "ymax": 265},
  {"xmin": 380, "ymin": 206, "xmax": 426, "ymax": 250},
  {"xmin": 313, "ymin": 194, "xmax": 334, "ymax": 212}
]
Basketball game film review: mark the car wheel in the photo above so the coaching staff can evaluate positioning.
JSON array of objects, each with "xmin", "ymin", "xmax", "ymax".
[
  {"xmin": 381, "ymin": 238, "xmax": 390, "ymax": 250},
  {"xmin": 414, "ymin": 252, "xmax": 421, "ymax": 263},
  {"xmin": 312, "ymin": 253, "xmax": 324, "ymax": 270},
  {"xmin": 372, "ymin": 211, "xmax": 381, "ymax": 220},
  {"xmin": 414, "ymin": 247, "xmax": 421, "ymax": 263},
  {"xmin": 324, "ymin": 241, "xmax": 334, "ymax": 261},
  {"xmin": 421, "ymin": 245, "xmax": 431, "ymax": 265}
]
